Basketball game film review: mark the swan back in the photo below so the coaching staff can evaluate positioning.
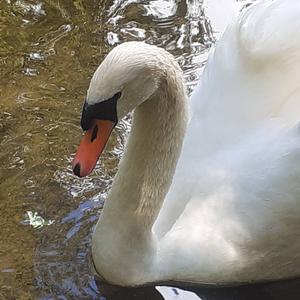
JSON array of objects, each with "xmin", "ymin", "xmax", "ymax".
[
  {"xmin": 189, "ymin": 0, "xmax": 300, "ymax": 157},
  {"xmin": 239, "ymin": 0, "xmax": 300, "ymax": 63},
  {"xmin": 155, "ymin": 1, "xmax": 300, "ymax": 281},
  {"xmin": 156, "ymin": 0, "xmax": 300, "ymax": 243}
]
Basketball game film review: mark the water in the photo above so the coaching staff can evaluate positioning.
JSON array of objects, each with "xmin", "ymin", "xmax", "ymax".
[{"xmin": 0, "ymin": 0, "xmax": 254, "ymax": 299}]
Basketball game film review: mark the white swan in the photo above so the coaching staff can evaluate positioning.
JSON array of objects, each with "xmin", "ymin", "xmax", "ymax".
[{"xmin": 72, "ymin": 0, "xmax": 300, "ymax": 287}]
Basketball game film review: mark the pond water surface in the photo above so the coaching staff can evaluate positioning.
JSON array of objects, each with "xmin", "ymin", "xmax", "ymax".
[{"xmin": 0, "ymin": 0, "xmax": 254, "ymax": 299}]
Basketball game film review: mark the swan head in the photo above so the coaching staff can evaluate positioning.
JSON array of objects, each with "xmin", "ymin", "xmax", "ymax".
[{"xmin": 72, "ymin": 42, "xmax": 177, "ymax": 177}]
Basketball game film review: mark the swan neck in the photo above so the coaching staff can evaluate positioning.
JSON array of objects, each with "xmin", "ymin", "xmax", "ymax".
[
  {"xmin": 92, "ymin": 69, "xmax": 188, "ymax": 285},
  {"xmin": 108, "ymin": 77, "xmax": 188, "ymax": 228}
]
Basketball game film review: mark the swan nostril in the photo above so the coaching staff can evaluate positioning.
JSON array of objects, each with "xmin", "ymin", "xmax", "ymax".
[
  {"xmin": 91, "ymin": 125, "xmax": 98, "ymax": 142},
  {"xmin": 73, "ymin": 163, "xmax": 82, "ymax": 177}
]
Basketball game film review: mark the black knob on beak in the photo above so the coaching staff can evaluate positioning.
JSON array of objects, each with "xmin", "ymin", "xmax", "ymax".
[{"xmin": 80, "ymin": 92, "xmax": 121, "ymax": 131}]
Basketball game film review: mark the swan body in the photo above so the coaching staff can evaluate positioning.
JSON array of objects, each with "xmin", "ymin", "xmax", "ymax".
[{"xmin": 73, "ymin": 0, "xmax": 300, "ymax": 287}]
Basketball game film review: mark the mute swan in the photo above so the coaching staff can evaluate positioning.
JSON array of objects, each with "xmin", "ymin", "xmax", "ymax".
[{"xmin": 72, "ymin": 0, "xmax": 300, "ymax": 287}]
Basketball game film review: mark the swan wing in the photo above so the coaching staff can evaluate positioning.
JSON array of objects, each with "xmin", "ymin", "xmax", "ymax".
[
  {"xmin": 159, "ymin": 121, "xmax": 300, "ymax": 282},
  {"xmin": 155, "ymin": 0, "xmax": 300, "ymax": 240},
  {"xmin": 190, "ymin": 0, "xmax": 300, "ymax": 155}
]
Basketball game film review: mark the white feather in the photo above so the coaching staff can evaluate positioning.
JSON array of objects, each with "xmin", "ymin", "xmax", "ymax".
[{"xmin": 88, "ymin": 0, "xmax": 300, "ymax": 286}]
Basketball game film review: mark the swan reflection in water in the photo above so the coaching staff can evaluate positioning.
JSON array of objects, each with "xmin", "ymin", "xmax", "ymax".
[
  {"xmin": 33, "ymin": 194, "xmax": 300, "ymax": 299},
  {"xmin": 96, "ymin": 278, "xmax": 300, "ymax": 300},
  {"xmin": 99, "ymin": 284, "xmax": 202, "ymax": 300}
]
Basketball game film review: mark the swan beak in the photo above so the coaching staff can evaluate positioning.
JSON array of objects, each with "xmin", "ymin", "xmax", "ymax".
[{"xmin": 72, "ymin": 120, "xmax": 115, "ymax": 177}]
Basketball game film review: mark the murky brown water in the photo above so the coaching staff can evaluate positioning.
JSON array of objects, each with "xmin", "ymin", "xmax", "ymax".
[{"xmin": 0, "ymin": 1, "xmax": 252, "ymax": 299}]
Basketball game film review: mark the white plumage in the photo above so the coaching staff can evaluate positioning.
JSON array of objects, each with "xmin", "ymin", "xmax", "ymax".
[{"xmin": 84, "ymin": 0, "xmax": 300, "ymax": 287}]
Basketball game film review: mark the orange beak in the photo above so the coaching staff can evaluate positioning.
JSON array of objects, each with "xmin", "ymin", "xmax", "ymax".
[{"xmin": 72, "ymin": 120, "xmax": 115, "ymax": 177}]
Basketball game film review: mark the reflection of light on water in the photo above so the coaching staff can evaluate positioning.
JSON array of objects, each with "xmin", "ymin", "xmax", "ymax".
[
  {"xmin": 14, "ymin": 0, "xmax": 45, "ymax": 16},
  {"xmin": 157, "ymin": 286, "xmax": 202, "ymax": 300},
  {"xmin": 107, "ymin": 32, "xmax": 120, "ymax": 45},
  {"xmin": 144, "ymin": 0, "xmax": 177, "ymax": 18},
  {"xmin": 29, "ymin": 52, "xmax": 44, "ymax": 61},
  {"xmin": 120, "ymin": 26, "xmax": 146, "ymax": 39},
  {"xmin": 23, "ymin": 211, "xmax": 55, "ymax": 229}
]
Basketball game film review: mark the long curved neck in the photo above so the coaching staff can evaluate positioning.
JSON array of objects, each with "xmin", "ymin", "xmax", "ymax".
[
  {"xmin": 92, "ymin": 71, "xmax": 188, "ymax": 285},
  {"xmin": 109, "ymin": 82, "xmax": 188, "ymax": 228}
]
